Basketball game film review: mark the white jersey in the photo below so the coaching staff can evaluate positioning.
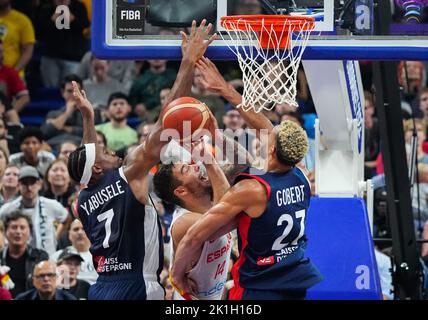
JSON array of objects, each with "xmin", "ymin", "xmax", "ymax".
[
  {"xmin": 170, "ymin": 207, "xmax": 232, "ymax": 300},
  {"xmin": 0, "ymin": 196, "xmax": 68, "ymax": 256}
]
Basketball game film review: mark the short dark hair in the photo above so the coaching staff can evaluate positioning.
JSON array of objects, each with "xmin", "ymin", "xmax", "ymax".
[
  {"xmin": 67, "ymin": 145, "xmax": 86, "ymax": 183},
  {"xmin": 153, "ymin": 164, "xmax": 183, "ymax": 207},
  {"xmin": 58, "ymin": 140, "xmax": 78, "ymax": 153},
  {"xmin": 107, "ymin": 92, "xmax": 130, "ymax": 107},
  {"xmin": 61, "ymin": 74, "xmax": 83, "ymax": 90},
  {"xmin": 4, "ymin": 210, "xmax": 33, "ymax": 233},
  {"xmin": 18, "ymin": 127, "xmax": 44, "ymax": 145}
]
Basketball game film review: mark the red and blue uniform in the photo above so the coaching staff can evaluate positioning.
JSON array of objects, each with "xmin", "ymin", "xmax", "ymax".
[
  {"xmin": 77, "ymin": 167, "xmax": 164, "ymax": 300},
  {"xmin": 229, "ymin": 167, "xmax": 322, "ymax": 300}
]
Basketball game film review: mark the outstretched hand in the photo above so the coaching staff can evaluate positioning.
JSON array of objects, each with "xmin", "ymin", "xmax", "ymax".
[
  {"xmin": 196, "ymin": 57, "xmax": 229, "ymax": 94},
  {"xmin": 181, "ymin": 20, "xmax": 217, "ymax": 63},
  {"xmin": 72, "ymin": 81, "xmax": 94, "ymax": 119}
]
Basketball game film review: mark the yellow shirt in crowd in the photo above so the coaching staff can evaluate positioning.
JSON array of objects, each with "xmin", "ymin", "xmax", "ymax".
[{"xmin": 0, "ymin": 9, "xmax": 35, "ymax": 69}]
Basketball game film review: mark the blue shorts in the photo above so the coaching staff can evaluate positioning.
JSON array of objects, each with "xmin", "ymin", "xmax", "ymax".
[{"xmin": 89, "ymin": 274, "xmax": 164, "ymax": 300}]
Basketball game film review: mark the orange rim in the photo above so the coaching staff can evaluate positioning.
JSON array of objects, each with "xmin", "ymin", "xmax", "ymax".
[
  {"xmin": 220, "ymin": 15, "xmax": 314, "ymax": 49},
  {"xmin": 221, "ymin": 14, "xmax": 315, "ymax": 32}
]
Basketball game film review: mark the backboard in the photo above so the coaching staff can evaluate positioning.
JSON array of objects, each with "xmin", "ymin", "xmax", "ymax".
[{"xmin": 92, "ymin": 0, "xmax": 428, "ymax": 60}]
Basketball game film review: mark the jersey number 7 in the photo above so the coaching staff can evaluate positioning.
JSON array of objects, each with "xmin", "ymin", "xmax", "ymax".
[{"xmin": 97, "ymin": 209, "xmax": 114, "ymax": 248}]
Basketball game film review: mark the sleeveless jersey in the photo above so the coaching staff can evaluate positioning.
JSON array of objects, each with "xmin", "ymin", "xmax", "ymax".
[
  {"xmin": 170, "ymin": 207, "xmax": 232, "ymax": 300},
  {"xmin": 231, "ymin": 167, "xmax": 322, "ymax": 293},
  {"xmin": 77, "ymin": 167, "xmax": 163, "ymax": 279}
]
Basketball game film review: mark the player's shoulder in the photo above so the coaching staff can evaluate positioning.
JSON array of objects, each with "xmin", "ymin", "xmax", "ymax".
[
  {"xmin": 171, "ymin": 210, "xmax": 200, "ymax": 245},
  {"xmin": 293, "ymin": 166, "xmax": 311, "ymax": 186}
]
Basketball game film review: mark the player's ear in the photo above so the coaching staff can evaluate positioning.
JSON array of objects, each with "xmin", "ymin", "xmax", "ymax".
[
  {"xmin": 174, "ymin": 186, "xmax": 187, "ymax": 198},
  {"xmin": 92, "ymin": 164, "xmax": 103, "ymax": 175}
]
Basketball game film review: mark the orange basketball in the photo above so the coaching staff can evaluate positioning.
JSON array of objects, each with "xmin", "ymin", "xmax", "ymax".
[{"xmin": 162, "ymin": 97, "xmax": 211, "ymax": 141}]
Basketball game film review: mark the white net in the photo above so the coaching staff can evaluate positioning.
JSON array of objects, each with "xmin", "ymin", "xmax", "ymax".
[{"xmin": 220, "ymin": 16, "xmax": 314, "ymax": 113}]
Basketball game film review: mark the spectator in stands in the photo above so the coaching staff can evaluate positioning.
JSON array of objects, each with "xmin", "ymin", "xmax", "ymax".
[
  {"xmin": 43, "ymin": 158, "xmax": 75, "ymax": 210},
  {"xmin": 11, "ymin": 0, "xmax": 40, "ymax": 26},
  {"xmin": 0, "ymin": 220, "xmax": 4, "ymax": 251},
  {"xmin": 0, "ymin": 40, "xmax": 29, "ymax": 122},
  {"xmin": 223, "ymin": 103, "xmax": 255, "ymax": 151},
  {"xmin": 15, "ymin": 260, "xmax": 76, "ymax": 300},
  {"xmin": 37, "ymin": 0, "xmax": 90, "ymax": 87},
  {"xmin": 95, "ymin": 92, "xmax": 138, "ymax": 152},
  {"xmin": 51, "ymin": 219, "xmax": 97, "ymax": 285},
  {"xmin": 10, "ymin": 127, "xmax": 55, "ymax": 177},
  {"xmin": 192, "ymin": 68, "xmax": 225, "ymax": 127},
  {"xmin": 233, "ymin": 0, "xmax": 262, "ymax": 15},
  {"xmin": 57, "ymin": 141, "xmax": 78, "ymax": 161},
  {"xmin": 0, "ymin": 94, "xmax": 23, "ymax": 154},
  {"xmin": 0, "ymin": 0, "xmax": 35, "ymax": 76},
  {"xmin": 0, "ymin": 117, "xmax": 10, "ymax": 156},
  {"xmin": 0, "ymin": 164, "xmax": 19, "ymax": 206},
  {"xmin": 96, "ymin": 130, "xmax": 107, "ymax": 150},
  {"xmin": 418, "ymin": 87, "xmax": 428, "ymax": 133},
  {"xmin": 0, "ymin": 144, "xmax": 7, "ymax": 176},
  {"xmin": 129, "ymin": 59, "xmax": 176, "ymax": 118},
  {"xmin": 364, "ymin": 91, "xmax": 380, "ymax": 179},
  {"xmin": 398, "ymin": 61, "xmax": 427, "ymax": 107},
  {"xmin": 0, "ymin": 166, "xmax": 69, "ymax": 256},
  {"xmin": 41, "ymin": 75, "xmax": 102, "ymax": 149},
  {"xmin": 77, "ymin": 51, "xmax": 136, "ymax": 94},
  {"xmin": 56, "ymin": 246, "xmax": 89, "ymax": 299},
  {"xmin": 83, "ymin": 57, "xmax": 123, "ymax": 109},
  {"xmin": 0, "ymin": 211, "xmax": 49, "ymax": 298},
  {"xmin": 137, "ymin": 122, "xmax": 155, "ymax": 145},
  {"xmin": 43, "ymin": 158, "xmax": 75, "ymax": 249},
  {"xmin": 138, "ymin": 85, "xmax": 170, "ymax": 123}
]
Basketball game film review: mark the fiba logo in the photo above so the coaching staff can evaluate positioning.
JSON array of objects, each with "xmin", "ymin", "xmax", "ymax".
[{"xmin": 121, "ymin": 10, "xmax": 141, "ymax": 20}]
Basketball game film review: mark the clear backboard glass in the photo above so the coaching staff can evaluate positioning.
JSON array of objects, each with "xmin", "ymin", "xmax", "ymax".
[{"xmin": 92, "ymin": 0, "xmax": 428, "ymax": 60}]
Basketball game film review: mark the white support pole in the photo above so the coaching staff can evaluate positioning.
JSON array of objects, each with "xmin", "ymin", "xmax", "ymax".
[{"xmin": 303, "ymin": 60, "xmax": 365, "ymax": 198}]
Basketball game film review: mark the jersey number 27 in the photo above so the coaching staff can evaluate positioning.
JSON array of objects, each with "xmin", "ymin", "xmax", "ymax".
[{"xmin": 272, "ymin": 209, "xmax": 305, "ymax": 251}]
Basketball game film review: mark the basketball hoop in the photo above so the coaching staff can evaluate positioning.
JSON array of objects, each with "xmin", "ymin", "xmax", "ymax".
[{"xmin": 220, "ymin": 15, "xmax": 315, "ymax": 113}]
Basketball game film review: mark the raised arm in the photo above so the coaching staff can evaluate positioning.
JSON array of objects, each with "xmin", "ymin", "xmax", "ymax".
[
  {"xmin": 71, "ymin": 81, "xmax": 96, "ymax": 145},
  {"xmin": 124, "ymin": 21, "xmax": 216, "ymax": 203},
  {"xmin": 196, "ymin": 57, "xmax": 274, "ymax": 134},
  {"xmin": 126, "ymin": 20, "xmax": 216, "ymax": 174},
  {"xmin": 171, "ymin": 179, "xmax": 268, "ymax": 294}
]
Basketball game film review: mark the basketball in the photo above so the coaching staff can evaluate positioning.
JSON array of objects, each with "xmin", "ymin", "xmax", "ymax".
[{"xmin": 161, "ymin": 97, "xmax": 211, "ymax": 141}]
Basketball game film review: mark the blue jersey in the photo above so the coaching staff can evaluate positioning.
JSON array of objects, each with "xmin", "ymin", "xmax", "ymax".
[
  {"xmin": 77, "ymin": 167, "xmax": 163, "ymax": 279},
  {"xmin": 230, "ymin": 167, "xmax": 322, "ymax": 295}
]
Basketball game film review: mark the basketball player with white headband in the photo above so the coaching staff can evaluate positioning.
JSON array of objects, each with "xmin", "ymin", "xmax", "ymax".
[{"xmin": 67, "ymin": 20, "xmax": 216, "ymax": 300}]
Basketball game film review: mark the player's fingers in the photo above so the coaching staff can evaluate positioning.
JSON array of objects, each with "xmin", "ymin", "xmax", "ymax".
[
  {"xmin": 81, "ymin": 90, "xmax": 87, "ymax": 100},
  {"xmin": 196, "ymin": 60, "xmax": 207, "ymax": 71},
  {"xmin": 206, "ymin": 33, "xmax": 217, "ymax": 47},
  {"xmin": 190, "ymin": 20, "xmax": 196, "ymax": 36},
  {"xmin": 198, "ymin": 19, "xmax": 207, "ymax": 35},
  {"xmin": 199, "ymin": 57, "xmax": 211, "ymax": 70},
  {"xmin": 180, "ymin": 31, "xmax": 187, "ymax": 44},
  {"xmin": 204, "ymin": 22, "xmax": 213, "ymax": 35}
]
